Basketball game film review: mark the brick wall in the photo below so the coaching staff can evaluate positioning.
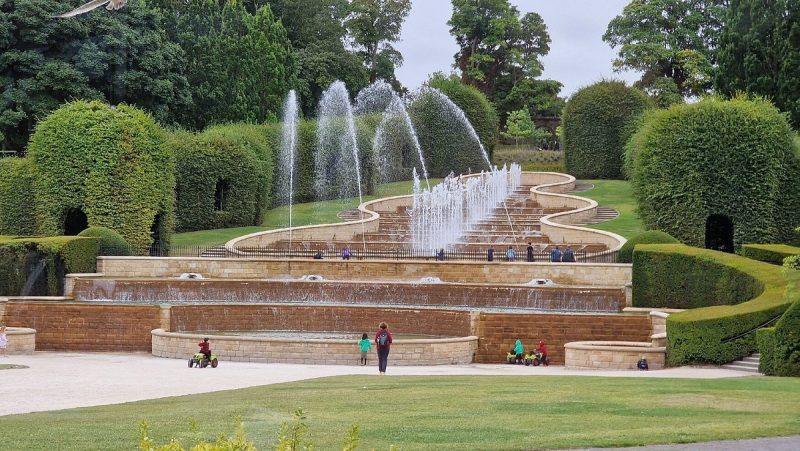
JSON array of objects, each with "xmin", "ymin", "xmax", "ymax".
[
  {"xmin": 170, "ymin": 305, "xmax": 472, "ymax": 337},
  {"xmin": 2, "ymin": 303, "xmax": 161, "ymax": 351},
  {"xmin": 473, "ymin": 313, "xmax": 651, "ymax": 365}
]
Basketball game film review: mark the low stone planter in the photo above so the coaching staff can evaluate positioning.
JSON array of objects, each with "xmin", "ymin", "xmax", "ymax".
[
  {"xmin": 565, "ymin": 341, "xmax": 665, "ymax": 370},
  {"xmin": 151, "ymin": 329, "xmax": 478, "ymax": 365},
  {"xmin": 5, "ymin": 327, "xmax": 36, "ymax": 354}
]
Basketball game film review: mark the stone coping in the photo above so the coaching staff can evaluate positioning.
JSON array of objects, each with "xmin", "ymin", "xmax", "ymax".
[
  {"xmin": 622, "ymin": 307, "xmax": 685, "ymax": 315},
  {"xmin": 152, "ymin": 328, "xmax": 478, "ymax": 345},
  {"xmin": 564, "ymin": 341, "xmax": 665, "ymax": 352},
  {"xmin": 4, "ymin": 327, "xmax": 36, "ymax": 354}
]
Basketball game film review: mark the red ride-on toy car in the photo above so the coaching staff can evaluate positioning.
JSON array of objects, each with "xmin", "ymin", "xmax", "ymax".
[{"xmin": 189, "ymin": 352, "xmax": 219, "ymax": 368}]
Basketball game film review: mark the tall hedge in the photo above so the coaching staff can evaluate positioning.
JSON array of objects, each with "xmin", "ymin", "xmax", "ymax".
[
  {"xmin": 632, "ymin": 244, "xmax": 793, "ymax": 365},
  {"xmin": 0, "ymin": 236, "xmax": 99, "ymax": 296},
  {"xmin": 173, "ymin": 129, "xmax": 266, "ymax": 232},
  {"xmin": 626, "ymin": 97, "xmax": 800, "ymax": 247},
  {"xmin": 0, "ymin": 157, "xmax": 36, "ymax": 235},
  {"xmin": 562, "ymin": 80, "xmax": 651, "ymax": 179},
  {"xmin": 740, "ymin": 244, "xmax": 800, "ymax": 266},
  {"xmin": 27, "ymin": 101, "xmax": 175, "ymax": 255}
]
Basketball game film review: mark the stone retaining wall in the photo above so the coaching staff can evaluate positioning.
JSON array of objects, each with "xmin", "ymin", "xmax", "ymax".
[
  {"xmin": 152, "ymin": 329, "xmax": 478, "ymax": 365},
  {"xmin": 91, "ymin": 258, "xmax": 632, "ymax": 287},
  {"xmin": 4, "ymin": 327, "xmax": 36, "ymax": 354},
  {"xmin": 564, "ymin": 341, "xmax": 666, "ymax": 370}
]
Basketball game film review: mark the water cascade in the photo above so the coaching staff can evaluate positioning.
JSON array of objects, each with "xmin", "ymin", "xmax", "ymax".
[
  {"xmin": 354, "ymin": 80, "xmax": 396, "ymax": 116},
  {"xmin": 277, "ymin": 90, "xmax": 300, "ymax": 247},
  {"xmin": 409, "ymin": 163, "xmax": 521, "ymax": 251},
  {"xmin": 373, "ymin": 94, "xmax": 430, "ymax": 189}
]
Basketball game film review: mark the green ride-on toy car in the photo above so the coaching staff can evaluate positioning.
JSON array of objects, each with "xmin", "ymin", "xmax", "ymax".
[{"xmin": 189, "ymin": 352, "xmax": 219, "ymax": 368}]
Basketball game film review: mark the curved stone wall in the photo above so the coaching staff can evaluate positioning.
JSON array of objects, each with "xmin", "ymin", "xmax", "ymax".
[
  {"xmin": 152, "ymin": 329, "xmax": 478, "ymax": 365},
  {"xmin": 225, "ymin": 172, "xmax": 626, "ymax": 254},
  {"xmin": 564, "ymin": 341, "xmax": 665, "ymax": 370},
  {"xmin": 5, "ymin": 327, "xmax": 36, "ymax": 354}
]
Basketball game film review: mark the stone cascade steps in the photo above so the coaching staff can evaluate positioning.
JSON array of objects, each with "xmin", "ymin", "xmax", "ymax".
[
  {"xmin": 573, "ymin": 207, "xmax": 619, "ymax": 226},
  {"xmin": 199, "ymin": 246, "xmax": 228, "ymax": 258},
  {"xmin": 722, "ymin": 354, "xmax": 761, "ymax": 374}
]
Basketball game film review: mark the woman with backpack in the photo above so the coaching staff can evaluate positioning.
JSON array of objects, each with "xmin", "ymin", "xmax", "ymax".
[{"xmin": 375, "ymin": 322, "xmax": 393, "ymax": 374}]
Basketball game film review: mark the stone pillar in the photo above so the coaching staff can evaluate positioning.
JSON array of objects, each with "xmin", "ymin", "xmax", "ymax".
[
  {"xmin": 624, "ymin": 283, "xmax": 632, "ymax": 307},
  {"xmin": 159, "ymin": 304, "xmax": 172, "ymax": 332}
]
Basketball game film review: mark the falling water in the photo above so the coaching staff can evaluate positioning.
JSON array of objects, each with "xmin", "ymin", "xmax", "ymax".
[
  {"xmin": 373, "ymin": 94, "xmax": 430, "ymax": 189},
  {"xmin": 416, "ymin": 87, "xmax": 492, "ymax": 169},
  {"xmin": 354, "ymin": 80, "xmax": 396, "ymax": 115},
  {"xmin": 316, "ymin": 81, "xmax": 366, "ymax": 249},
  {"xmin": 277, "ymin": 90, "xmax": 300, "ymax": 248}
]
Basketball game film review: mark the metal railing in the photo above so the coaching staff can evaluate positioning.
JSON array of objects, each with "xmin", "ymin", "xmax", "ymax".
[{"xmin": 105, "ymin": 245, "xmax": 619, "ymax": 263}]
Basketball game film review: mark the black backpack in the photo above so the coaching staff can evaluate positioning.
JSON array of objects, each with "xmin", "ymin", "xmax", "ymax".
[
  {"xmin": 637, "ymin": 358, "xmax": 648, "ymax": 370},
  {"xmin": 377, "ymin": 330, "xmax": 389, "ymax": 346}
]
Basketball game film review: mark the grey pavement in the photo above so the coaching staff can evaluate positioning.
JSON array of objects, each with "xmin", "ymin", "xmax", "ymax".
[{"xmin": 574, "ymin": 435, "xmax": 800, "ymax": 451}]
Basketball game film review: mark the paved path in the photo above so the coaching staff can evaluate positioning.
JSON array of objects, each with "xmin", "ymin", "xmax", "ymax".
[
  {"xmin": 0, "ymin": 352, "xmax": 755, "ymax": 417},
  {"xmin": 578, "ymin": 435, "xmax": 800, "ymax": 451}
]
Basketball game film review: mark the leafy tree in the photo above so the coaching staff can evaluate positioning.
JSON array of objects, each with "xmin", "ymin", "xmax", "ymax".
[
  {"xmin": 345, "ymin": 0, "xmax": 411, "ymax": 84},
  {"xmin": 154, "ymin": 0, "xmax": 294, "ymax": 130},
  {"xmin": 603, "ymin": 0, "xmax": 728, "ymax": 97},
  {"xmin": 0, "ymin": 0, "xmax": 190, "ymax": 151},
  {"xmin": 716, "ymin": 0, "xmax": 800, "ymax": 127},
  {"xmin": 502, "ymin": 108, "xmax": 535, "ymax": 145},
  {"xmin": 449, "ymin": 0, "xmax": 550, "ymax": 98},
  {"xmin": 498, "ymin": 78, "xmax": 564, "ymax": 119}
]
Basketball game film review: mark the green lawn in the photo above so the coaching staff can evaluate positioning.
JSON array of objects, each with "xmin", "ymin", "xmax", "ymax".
[
  {"xmin": 172, "ymin": 179, "xmax": 440, "ymax": 247},
  {"xmin": 579, "ymin": 179, "xmax": 644, "ymax": 239},
  {"xmin": 2, "ymin": 375, "xmax": 799, "ymax": 450}
]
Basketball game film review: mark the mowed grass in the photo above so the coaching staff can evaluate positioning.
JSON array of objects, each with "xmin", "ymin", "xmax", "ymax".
[
  {"xmin": 172, "ymin": 179, "xmax": 440, "ymax": 247},
  {"xmin": 579, "ymin": 179, "xmax": 644, "ymax": 239},
  {"xmin": 2, "ymin": 376, "xmax": 800, "ymax": 450}
]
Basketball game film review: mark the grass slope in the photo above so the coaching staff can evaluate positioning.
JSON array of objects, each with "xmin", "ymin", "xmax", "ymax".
[
  {"xmin": 172, "ymin": 180, "xmax": 440, "ymax": 247},
  {"xmin": 579, "ymin": 179, "xmax": 644, "ymax": 239},
  {"xmin": 2, "ymin": 375, "xmax": 799, "ymax": 450}
]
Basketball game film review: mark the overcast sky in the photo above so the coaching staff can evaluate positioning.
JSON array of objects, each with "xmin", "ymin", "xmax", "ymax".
[{"xmin": 395, "ymin": 0, "xmax": 640, "ymax": 98}]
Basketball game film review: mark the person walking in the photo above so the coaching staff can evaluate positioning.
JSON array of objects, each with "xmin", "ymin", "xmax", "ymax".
[
  {"xmin": 375, "ymin": 322, "xmax": 393, "ymax": 374},
  {"xmin": 526, "ymin": 242, "xmax": 535, "ymax": 262},
  {"xmin": 358, "ymin": 333, "xmax": 371, "ymax": 365}
]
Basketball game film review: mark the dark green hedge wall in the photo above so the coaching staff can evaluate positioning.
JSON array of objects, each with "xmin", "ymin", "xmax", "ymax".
[
  {"xmin": 618, "ymin": 230, "xmax": 679, "ymax": 263},
  {"xmin": 771, "ymin": 290, "xmax": 800, "ymax": 376},
  {"xmin": 626, "ymin": 97, "xmax": 800, "ymax": 247},
  {"xmin": 0, "ymin": 157, "xmax": 36, "ymax": 235},
  {"xmin": 427, "ymin": 74, "xmax": 499, "ymax": 164},
  {"xmin": 27, "ymin": 101, "xmax": 175, "ymax": 255},
  {"xmin": 740, "ymin": 244, "xmax": 800, "ymax": 265},
  {"xmin": 77, "ymin": 226, "xmax": 131, "ymax": 256},
  {"xmin": 563, "ymin": 80, "xmax": 651, "ymax": 179},
  {"xmin": 173, "ymin": 129, "xmax": 265, "ymax": 232},
  {"xmin": 632, "ymin": 244, "xmax": 792, "ymax": 365},
  {"xmin": 757, "ymin": 327, "xmax": 777, "ymax": 375},
  {"xmin": 0, "ymin": 236, "xmax": 99, "ymax": 296}
]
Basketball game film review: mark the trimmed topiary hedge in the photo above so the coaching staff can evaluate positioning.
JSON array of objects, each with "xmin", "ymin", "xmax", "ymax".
[
  {"xmin": 740, "ymin": 244, "xmax": 800, "ymax": 265},
  {"xmin": 626, "ymin": 97, "xmax": 800, "ymax": 248},
  {"xmin": 563, "ymin": 80, "xmax": 651, "ymax": 179},
  {"xmin": 77, "ymin": 226, "xmax": 131, "ymax": 256},
  {"xmin": 618, "ymin": 230, "xmax": 679, "ymax": 263},
  {"xmin": 0, "ymin": 236, "xmax": 100, "ymax": 296},
  {"xmin": 757, "ymin": 327, "xmax": 777, "ymax": 375},
  {"xmin": 632, "ymin": 244, "xmax": 793, "ymax": 365},
  {"xmin": 771, "ymin": 290, "xmax": 800, "ymax": 376},
  {"xmin": 27, "ymin": 101, "xmax": 175, "ymax": 255},
  {"xmin": 0, "ymin": 157, "xmax": 36, "ymax": 235},
  {"xmin": 426, "ymin": 74, "xmax": 499, "ymax": 164}
]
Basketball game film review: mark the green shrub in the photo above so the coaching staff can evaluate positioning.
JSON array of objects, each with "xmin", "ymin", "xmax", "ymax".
[
  {"xmin": 740, "ymin": 244, "xmax": 800, "ymax": 265},
  {"xmin": 173, "ymin": 130, "xmax": 265, "ymax": 232},
  {"xmin": 785, "ymin": 255, "xmax": 800, "ymax": 271},
  {"xmin": 78, "ymin": 227, "xmax": 131, "ymax": 256},
  {"xmin": 562, "ymin": 80, "xmax": 651, "ymax": 179},
  {"xmin": 427, "ymin": 74, "xmax": 499, "ymax": 161},
  {"xmin": 626, "ymin": 97, "xmax": 800, "ymax": 247},
  {"xmin": 0, "ymin": 236, "xmax": 99, "ymax": 296},
  {"xmin": 618, "ymin": 230, "xmax": 679, "ymax": 263},
  {"xmin": 757, "ymin": 327, "xmax": 777, "ymax": 375},
  {"xmin": 632, "ymin": 244, "xmax": 792, "ymax": 365},
  {"xmin": 0, "ymin": 157, "xmax": 36, "ymax": 235},
  {"xmin": 409, "ymin": 74, "xmax": 499, "ymax": 177},
  {"xmin": 27, "ymin": 101, "xmax": 175, "ymax": 255},
  {"xmin": 772, "ymin": 287, "xmax": 800, "ymax": 376}
]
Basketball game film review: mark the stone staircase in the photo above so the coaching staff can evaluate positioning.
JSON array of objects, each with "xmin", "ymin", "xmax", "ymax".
[
  {"xmin": 576, "ymin": 207, "xmax": 619, "ymax": 225},
  {"xmin": 722, "ymin": 354, "xmax": 761, "ymax": 374}
]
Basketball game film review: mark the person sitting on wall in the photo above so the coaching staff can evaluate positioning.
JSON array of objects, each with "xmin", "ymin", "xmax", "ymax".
[
  {"xmin": 198, "ymin": 337, "xmax": 211, "ymax": 362},
  {"xmin": 562, "ymin": 246, "xmax": 576, "ymax": 263},
  {"xmin": 549, "ymin": 246, "xmax": 562, "ymax": 262}
]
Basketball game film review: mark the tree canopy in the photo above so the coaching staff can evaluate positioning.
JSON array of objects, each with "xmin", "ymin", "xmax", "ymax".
[
  {"xmin": 603, "ymin": 0, "xmax": 727, "ymax": 98},
  {"xmin": 0, "ymin": 0, "xmax": 190, "ymax": 151},
  {"xmin": 716, "ymin": 0, "xmax": 800, "ymax": 127},
  {"xmin": 346, "ymin": 0, "xmax": 412, "ymax": 85}
]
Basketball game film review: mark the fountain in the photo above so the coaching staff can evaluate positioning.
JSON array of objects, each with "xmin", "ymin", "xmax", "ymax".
[
  {"xmin": 372, "ymin": 92, "xmax": 430, "ymax": 188},
  {"xmin": 409, "ymin": 163, "xmax": 521, "ymax": 251},
  {"xmin": 354, "ymin": 80, "xmax": 396, "ymax": 116},
  {"xmin": 277, "ymin": 90, "xmax": 300, "ymax": 246}
]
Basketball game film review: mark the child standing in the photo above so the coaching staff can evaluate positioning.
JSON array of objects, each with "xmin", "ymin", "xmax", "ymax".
[
  {"xmin": 358, "ymin": 333, "xmax": 371, "ymax": 365},
  {"xmin": 0, "ymin": 325, "xmax": 8, "ymax": 357}
]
